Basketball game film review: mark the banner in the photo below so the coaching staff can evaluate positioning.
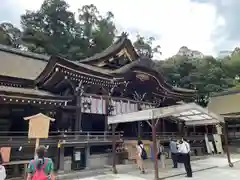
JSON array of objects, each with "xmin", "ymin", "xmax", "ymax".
[
  {"xmin": 204, "ymin": 134, "xmax": 211, "ymax": 154},
  {"xmin": 213, "ymin": 134, "xmax": 223, "ymax": 154}
]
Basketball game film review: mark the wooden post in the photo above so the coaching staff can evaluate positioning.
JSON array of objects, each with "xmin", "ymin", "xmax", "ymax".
[
  {"xmin": 34, "ymin": 138, "xmax": 40, "ymax": 159},
  {"xmin": 75, "ymin": 81, "xmax": 84, "ymax": 132},
  {"xmin": 205, "ymin": 125, "xmax": 208, "ymax": 134},
  {"xmin": 112, "ymin": 124, "xmax": 118, "ymax": 174},
  {"xmin": 75, "ymin": 94, "xmax": 82, "ymax": 131},
  {"xmin": 146, "ymin": 119, "xmax": 159, "ymax": 180},
  {"xmin": 222, "ymin": 122, "xmax": 233, "ymax": 167},
  {"xmin": 162, "ymin": 119, "xmax": 165, "ymax": 134},
  {"xmin": 137, "ymin": 122, "xmax": 141, "ymax": 138},
  {"xmin": 151, "ymin": 119, "xmax": 159, "ymax": 180}
]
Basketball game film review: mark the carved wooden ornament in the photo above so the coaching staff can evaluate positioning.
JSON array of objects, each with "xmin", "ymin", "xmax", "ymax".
[{"xmin": 24, "ymin": 113, "xmax": 55, "ymax": 139}]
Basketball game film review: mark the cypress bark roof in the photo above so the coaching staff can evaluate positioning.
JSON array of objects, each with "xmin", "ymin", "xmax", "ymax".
[{"xmin": 0, "ymin": 44, "xmax": 48, "ymax": 80}]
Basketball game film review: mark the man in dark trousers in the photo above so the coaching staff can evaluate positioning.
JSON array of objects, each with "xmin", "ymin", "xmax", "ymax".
[
  {"xmin": 169, "ymin": 138, "xmax": 178, "ymax": 168},
  {"xmin": 178, "ymin": 138, "xmax": 192, "ymax": 177}
]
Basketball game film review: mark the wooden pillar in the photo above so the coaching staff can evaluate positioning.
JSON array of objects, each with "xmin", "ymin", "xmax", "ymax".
[
  {"xmin": 184, "ymin": 126, "xmax": 188, "ymax": 136},
  {"xmin": 104, "ymin": 99, "xmax": 109, "ymax": 131},
  {"xmin": 151, "ymin": 119, "xmax": 159, "ymax": 180},
  {"xmin": 180, "ymin": 122, "xmax": 184, "ymax": 137},
  {"xmin": 85, "ymin": 145, "xmax": 90, "ymax": 169},
  {"xmin": 222, "ymin": 121, "xmax": 233, "ymax": 167},
  {"xmin": 112, "ymin": 124, "xmax": 118, "ymax": 174},
  {"xmin": 59, "ymin": 145, "xmax": 65, "ymax": 171},
  {"xmin": 75, "ymin": 94, "xmax": 82, "ymax": 131},
  {"xmin": 137, "ymin": 103, "xmax": 142, "ymax": 138},
  {"xmin": 193, "ymin": 126, "xmax": 196, "ymax": 134},
  {"xmin": 74, "ymin": 81, "xmax": 84, "ymax": 132},
  {"xmin": 162, "ymin": 119, "xmax": 165, "ymax": 133},
  {"xmin": 157, "ymin": 119, "xmax": 162, "ymax": 133},
  {"xmin": 137, "ymin": 122, "xmax": 142, "ymax": 138},
  {"xmin": 178, "ymin": 121, "xmax": 184, "ymax": 138},
  {"xmin": 205, "ymin": 125, "xmax": 208, "ymax": 134}
]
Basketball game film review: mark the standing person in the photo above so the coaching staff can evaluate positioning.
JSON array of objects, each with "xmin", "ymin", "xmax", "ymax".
[
  {"xmin": 178, "ymin": 138, "xmax": 192, "ymax": 178},
  {"xmin": 136, "ymin": 140, "xmax": 147, "ymax": 174},
  {"xmin": 169, "ymin": 138, "xmax": 178, "ymax": 168},
  {"xmin": 27, "ymin": 146, "xmax": 55, "ymax": 180},
  {"xmin": 0, "ymin": 153, "xmax": 6, "ymax": 180},
  {"xmin": 159, "ymin": 143, "xmax": 166, "ymax": 168}
]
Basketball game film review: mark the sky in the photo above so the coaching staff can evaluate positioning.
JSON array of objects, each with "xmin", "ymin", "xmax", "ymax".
[{"xmin": 0, "ymin": 0, "xmax": 239, "ymax": 59}]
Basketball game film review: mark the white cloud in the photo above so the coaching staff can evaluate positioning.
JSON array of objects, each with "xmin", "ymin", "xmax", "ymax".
[{"xmin": 4, "ymin": 0, "xmax": 220, "ymax": 59}]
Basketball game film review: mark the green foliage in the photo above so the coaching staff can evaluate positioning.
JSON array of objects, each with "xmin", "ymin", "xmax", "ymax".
[
  {"xmin": 20, "ymin": 0, "xmax": 116, "ymax": 60},
  {"xmin": 133, "ymin": 34, "xmax": 161, "ymax": 58},
  {"xmin": 0, "ymin": 22, "xmax": 22, "ymax": 48},
  {"xmin": 156, "ymin": 55, "xmax": 237, "ymax": 106}
]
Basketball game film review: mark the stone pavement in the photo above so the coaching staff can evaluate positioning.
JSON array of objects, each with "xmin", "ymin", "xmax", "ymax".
[
  {"xmin": 57, "ymin": 155, "xmax": 207, "ymax": 180},
  {"xmin": 168, "ymin": 161, "xmax": 240, "ymax": 180},
  {"xmin": 68, "ymin": 155, "xmax": 240, "ymax": 180}
]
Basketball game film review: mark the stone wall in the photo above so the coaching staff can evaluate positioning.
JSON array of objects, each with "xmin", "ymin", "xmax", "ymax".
[{"xmin": 88, "ymin": 154, "xmax": 111, "ymax": 169}]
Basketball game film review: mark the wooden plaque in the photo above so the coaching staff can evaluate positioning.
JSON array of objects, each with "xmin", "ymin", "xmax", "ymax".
[{"xmin": 24, "ymin": 113, "xmax": 55, "ymax": 139}]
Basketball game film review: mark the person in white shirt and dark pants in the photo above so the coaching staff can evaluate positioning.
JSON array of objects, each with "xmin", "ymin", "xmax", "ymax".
[
  {"xmin": 178, "ymin": 138, "xmax": 192, "ymax": 177},
  {"xmin": 169, "ymin": 138, "xmax": 178, "ymax": 168}
]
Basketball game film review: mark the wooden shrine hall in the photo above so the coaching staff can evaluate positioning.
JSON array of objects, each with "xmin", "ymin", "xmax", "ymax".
[{"xmin": 0, "ymin": 32, "xmax": 209, "ymax": 176}]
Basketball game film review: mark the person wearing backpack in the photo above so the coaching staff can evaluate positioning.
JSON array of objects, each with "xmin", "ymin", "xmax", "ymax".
[
  {"xmin": 136, "ymin": 140, "xmax": 147, "ymax": 174},
  {"xmin": 0, "ymin": 153, "xmax": 6, "ymax": 180},
  {"xmin": 27, "ymin": 146, "xmax": 55, "ymax": 180}
]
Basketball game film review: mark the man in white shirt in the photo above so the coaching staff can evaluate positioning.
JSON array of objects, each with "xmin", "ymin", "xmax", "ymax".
[{"xmin": 178, "ymin": 138, "xmax": 192, "ymax": 177}]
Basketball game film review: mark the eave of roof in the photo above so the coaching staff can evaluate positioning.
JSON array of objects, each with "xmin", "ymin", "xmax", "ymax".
[
  {"xmin": 0, "ymin": 85, "xmax": 66, "ymax": 98},
  {"xmin": 210, "ymin": 88, "xmax": 240, "ymax": 97},
  {"xmin": 111, "ymin": 59, "xmax": 196, "ymax": 94},
  {"xmin": 0, "ymin": 44, "xmax": 49, "ymax": 61}
]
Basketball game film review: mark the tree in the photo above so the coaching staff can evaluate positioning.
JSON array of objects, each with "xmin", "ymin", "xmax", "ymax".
[
  {"xmin": 133, "ymin": 34, "xmax": 161, "ymax": 58},
  {"xmin": 20, "ymin": 2, "xmax": 116, "ymax": 60},
  {"xmin": 75, "ymin": 4, "xmax": 116, "ymax": 59},
  {"xmin": 0, "ymin": 22, "xmax": 22, "ymax": 48},
  {"xmin": 21, "ymin": 0, "xmax": 76, "ymax": 55},
  {"xmin": 222, "ymin": 48, "xmax": 240, "ymax": 79},
  {"xmin": 156, "ymin": 55, "xmax": 235, "ymax": 106}
]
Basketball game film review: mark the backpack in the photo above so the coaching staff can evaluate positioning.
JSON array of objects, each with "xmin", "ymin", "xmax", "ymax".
[
  {"xmin": 140, "ymin": 145, "xmax": 147, "ymax": 160},
  {"xmin": 32, "ymin": 159, "xmax": 48, "ymax": 180}
]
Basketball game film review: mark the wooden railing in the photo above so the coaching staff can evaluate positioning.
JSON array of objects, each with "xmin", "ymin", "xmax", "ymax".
[
  {"xmin": 0, "ymin": 130, "xmax": 211, "ymax": 147},
  {"xmin": 142, "ymin": 132, "xmax": 206, "ymax": 141},
  {"xmin": 0, "ymin": 131, "xmax": 123, "ymax": 147}
]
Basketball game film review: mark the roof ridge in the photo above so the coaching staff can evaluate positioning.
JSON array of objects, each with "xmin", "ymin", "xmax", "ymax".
[{"xmin": 79, "ymin": 32, "xmax": 130, "ymax": 63}]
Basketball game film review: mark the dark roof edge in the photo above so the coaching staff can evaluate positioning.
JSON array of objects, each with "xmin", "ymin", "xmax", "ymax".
[
  {"xmin": 0, "ymin": 44, "xmax": 49, "ymax": 62},
  {"xmin": 80, "ymin": 32, "xmax": 138, "ymax": 63}
]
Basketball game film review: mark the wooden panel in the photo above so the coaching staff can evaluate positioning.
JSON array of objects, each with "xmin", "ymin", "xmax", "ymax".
[
  {"xmin": 28, "ymin": 117, "xmax": 50, "ymax": 138},
  {"xmin": 0, "ymin": 147, "xmax": 11, "ymax": 162}
]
